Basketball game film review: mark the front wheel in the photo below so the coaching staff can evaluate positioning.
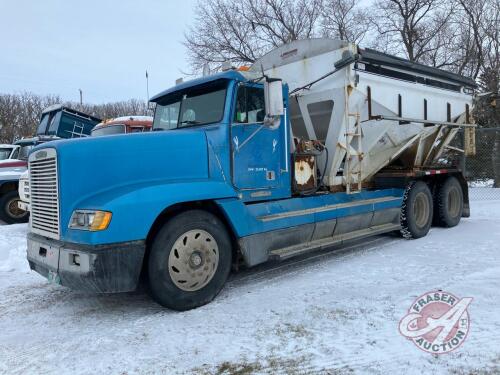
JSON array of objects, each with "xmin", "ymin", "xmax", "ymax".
[
  {"xmin": 148, "ymin": 210, "xmax": 232, "ymax": 311},
  {"xmin": 0, "ymin": 190, "xmax": 29, "ymax": 224},
  {"xmin": 400, "ymin": 181, "xmax": 433, "ymax": 239}
]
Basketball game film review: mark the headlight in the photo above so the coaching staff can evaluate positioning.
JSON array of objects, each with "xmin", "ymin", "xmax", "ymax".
[{"xmin": 69, "ymin": 210, "xmax": 112, "ymax": 231}]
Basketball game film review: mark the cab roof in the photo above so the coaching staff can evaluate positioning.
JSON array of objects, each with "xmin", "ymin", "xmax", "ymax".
[
  {"xmin": 41, "ymin": 104, "xmax": 102, "ymax": 122},
  {"xmin": 94, "ymin": 116, "xmax": 153, "ymax": 129},
  {"xmin": 150, "ymin": 70, "xmax": 248, "ymax": 102}
]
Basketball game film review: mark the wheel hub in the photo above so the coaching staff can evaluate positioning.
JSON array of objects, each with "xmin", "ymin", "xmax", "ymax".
[
  {"xmin": 189, "ymin": 251, "xmax": 203, "ymax": 269},
  {"xmin": 7, "ymin": 198, "xmax": 26, "ymax": 219},
  {"xmin": 448, "ymin": 187, "xmax": 461, "ymax": 218},
  {"xmin": 168, "ymin": 229, "xmax": 219, "ymax": 292},
  {"xmin": 413, "ymin": 192, "xmax": 430, "ymax": 229}
]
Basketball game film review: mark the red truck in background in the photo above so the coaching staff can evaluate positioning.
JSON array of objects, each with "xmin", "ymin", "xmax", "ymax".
[{"xmin": 90, "ymin": 116, "xmax": 153, "ymax": 136}]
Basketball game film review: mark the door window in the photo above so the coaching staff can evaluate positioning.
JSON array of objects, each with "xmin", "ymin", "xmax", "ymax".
[
  {"xmin": 37, "ymin": 113, "xmax": 50, "ymax": 134},
  {"xmin": 0, "ymin": 148, "xmax": 12, "ymax": 160},
  {"xmin": 234, "ymin": 85, "xmax": 265, "ymax": 124}
]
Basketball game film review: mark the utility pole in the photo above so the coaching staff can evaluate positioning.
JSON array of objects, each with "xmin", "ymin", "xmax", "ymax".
[
  {"xmin": 146, "ymin": 70, "xmax": 151, "ymax": 115},
  {"xmin": 78, "ymin": 89, "xmax": 83, "ymax": 110}
]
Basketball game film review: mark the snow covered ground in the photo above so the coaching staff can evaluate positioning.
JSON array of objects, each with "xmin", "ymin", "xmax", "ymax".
[
  {"xmin": 1, "ymin": 199, "xmax": 499, "ymax": 375},
  {"xmin": 469, "ymin": 187, "xmax": 500, "ymax": 201}
]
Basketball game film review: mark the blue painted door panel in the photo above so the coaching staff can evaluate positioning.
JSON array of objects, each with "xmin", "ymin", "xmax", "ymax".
[
  {"xmin": 231, "ymin": 124, "xmax": 281, "ymax": 189},
  {"xmin": 230, "ymin": 83, "xmax": 291, "ymax": 202}
]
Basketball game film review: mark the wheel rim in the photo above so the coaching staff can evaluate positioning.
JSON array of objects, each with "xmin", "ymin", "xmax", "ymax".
[
  {"xmin": 6, "ymin": 197, "xmax": 27, "ymax": 219},
  {"xmin": 168, "ymin": 229, "xmax": 219, "ymax": 292},
  {"xmin": 413, "ymin": 192, "xmax": 430, "ymax": 229},
  {"xmin": 447, "ymin": 187, "xmax": 461, "ymax": 218}
]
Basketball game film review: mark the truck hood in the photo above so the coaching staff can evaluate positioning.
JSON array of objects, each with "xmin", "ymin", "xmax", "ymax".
[
  {"xmin": 0, "ymin": 159, "xmax": 27, "ymax": 168},
  {"xmin": 0, "ymin": 160, "xmax": 27, "ymax": 181},
  {"xmin": 33, "ymin": 130, "xmax": 209, "ymax": 215}
]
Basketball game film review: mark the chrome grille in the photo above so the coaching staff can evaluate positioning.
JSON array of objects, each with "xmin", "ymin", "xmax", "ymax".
[{"xmin": 29, "ymin": 148, "xmax": 60, "ymax": 239}]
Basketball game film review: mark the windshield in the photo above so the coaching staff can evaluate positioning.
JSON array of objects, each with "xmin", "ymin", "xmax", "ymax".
[
  {"xmin": 91, "ymin": 124, "xmax": 126, "ymax": 137},
  {"xmin": 0, "ymin": 147, "xmax": 13, "ymax": 160},
  {"xmin": 128, "ymin": 126, "xmax": 146, "ymax": 133},
  {"xmin": 153, "ymin": 80, "xmax": 227, "ymax": 130}
]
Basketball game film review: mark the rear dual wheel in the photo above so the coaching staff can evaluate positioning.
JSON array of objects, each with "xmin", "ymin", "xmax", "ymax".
[
  {"xmin": 148, "ymin": 210, "xmax": 232, "ymax": 311},
  {"xmin": 400, "ymin": 181, "xmax": 433, "ymax": 239},
  {"xmin": 400, "ymin": 177, "xmax": 464, "ymax": 239},
  {"xmin": 434, "ymin": 177, "xmax": 463, "ymax": 228}
]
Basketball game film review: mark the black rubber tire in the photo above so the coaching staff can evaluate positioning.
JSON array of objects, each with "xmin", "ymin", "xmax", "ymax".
[
  {"xmin": 400, "ymin": 180, "xmax": 433, "ymax": 239},
  {"xmin": 434, "ymin": 177, "xmax": 463, "ymax": 228},
  {"xmin": 148, "ymin": 210, "xmax": 232, "ymax": 311},
  {"xmin": 0, "ymin": 190, "xmax": 29, "ymax": 224}
]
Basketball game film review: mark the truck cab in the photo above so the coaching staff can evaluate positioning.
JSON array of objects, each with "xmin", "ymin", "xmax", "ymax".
[
  {"xmin": 151, "ymin": 72, "xmax": 291, "ymax": 201},
  {"xmin": 37, "ymin": 104, "xmax": 101, "ymax": 138},
  {"xmin": 25, "ymin": 39, "xmax": 474, "ymax": 311}
]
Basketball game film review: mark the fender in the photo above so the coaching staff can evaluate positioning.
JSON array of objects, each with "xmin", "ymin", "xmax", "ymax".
[
  {"xmin": 0, "ymin": 177, "xmax": 20, "ymax": 193},
  {"xmin": 62, "ymin": 180, "xmax": 238, "ymax": 245}
]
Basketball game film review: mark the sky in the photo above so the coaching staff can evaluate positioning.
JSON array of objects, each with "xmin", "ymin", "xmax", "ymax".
[{"xmin": 0, "ymin": 0, "xmax": 197, "ymax": 104}]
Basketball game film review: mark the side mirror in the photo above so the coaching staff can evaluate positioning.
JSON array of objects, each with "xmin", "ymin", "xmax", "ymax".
[{"xmin": 264, "ymin": 79, "xmax": 283, "ymax": 127}]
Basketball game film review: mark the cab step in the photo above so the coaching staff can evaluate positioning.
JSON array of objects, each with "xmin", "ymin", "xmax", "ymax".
[{"xmin": 269, "ymin": 223, "xmax": 401, "ymax": 260}]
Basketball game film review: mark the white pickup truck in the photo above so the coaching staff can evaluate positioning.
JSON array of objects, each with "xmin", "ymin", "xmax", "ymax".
[
  {"xmin": 17, "ymin": 170, "xmax": 30, "ymax": 213},
  {"xmin": 0, "ymin": 144, "xmax": 20, "ymax": 162},
  {"xmin": 0, "ymin": 143, "xmax": 29, "ymax": 224}
]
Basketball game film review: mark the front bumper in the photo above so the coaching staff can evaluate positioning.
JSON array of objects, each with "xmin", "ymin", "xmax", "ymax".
[
  {"xmin": 27, "ymin": 232, "xmax": 145, "ymax": 293},
  {"xmin": 18, "ymin": 201, "xmax": 29, "ymax": 212}
]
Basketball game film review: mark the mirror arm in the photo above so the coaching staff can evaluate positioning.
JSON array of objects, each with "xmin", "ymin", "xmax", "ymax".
[{"xmin": 263, "ymin": 115, "xmax": 281, "ymax": 129}]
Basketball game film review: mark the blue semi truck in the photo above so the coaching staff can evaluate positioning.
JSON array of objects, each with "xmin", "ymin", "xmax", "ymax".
[{"xmin": 26, "ymin": 39, "xmax": 475, "ymax": 310}]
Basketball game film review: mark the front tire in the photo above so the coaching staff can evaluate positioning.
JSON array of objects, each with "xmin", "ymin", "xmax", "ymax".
[
  {"xmin": 400, "ymin": 181, "xmax": 433, "ymax": 239},
  {"xmin": 0, "ymin": 191, "xmax": 29, "ymax": 224},
  {"xmin": 148, "ymin": 210, "xmax": 232, "ymax": 311}
]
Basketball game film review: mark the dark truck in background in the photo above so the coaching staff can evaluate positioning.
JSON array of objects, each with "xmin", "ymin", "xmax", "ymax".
[
  {"xmin": 37, "ymin": 104, "xmax": 101, "ymax": 138},
  {"xmin": 0, "ymin": 105, "xmax": 100, "ymax": 224}
]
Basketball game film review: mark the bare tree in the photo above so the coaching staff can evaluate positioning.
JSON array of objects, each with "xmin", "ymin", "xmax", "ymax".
[
  {"xmin": 0, "ymin": 93, "xmax": 61, "ymax": 144},
  {"xmin": 466, "ymin": 0, "xmax": 500, "ymax": 186},
  {"xmin": 369, "ymin": 0, "xmax": 454, "ymax": 64},
  {"xmin": 320, "ymin": 0, "xmax": 370, "ymax": 43},
  {"xmin": 452, "ymin": 0, "xmax": 488, "ymax": 79},
  {"xmin": 245, "ymin": 0, "xmax": 322, "ymax": 44},
  {"xmin": 184, "ymin": 0, "xmax": 322, "ymax": 72},
  {"xmin": 184, "ymin": 0, "xmax": 262, "ymax": 72},
  {"xmin": 0, "ymin": 92, "xmax": 148, "ymax": 144},
  {"xmin": 478, "ymin": 0, "xmax": 499, "ymax": 78},
  {"xmin": 77, "ymin": 99, "xmax": 148, "ymax": 120}
]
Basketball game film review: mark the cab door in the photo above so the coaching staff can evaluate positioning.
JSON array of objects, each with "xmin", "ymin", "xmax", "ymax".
[{"xmin": 231, "ymin": 83, "xmax": 289, "ymax": 201}]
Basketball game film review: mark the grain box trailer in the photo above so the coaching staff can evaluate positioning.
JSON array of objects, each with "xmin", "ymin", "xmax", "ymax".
[{"xmin": 25, "ymin": 39, "xmax": 475, "ymax": 310}]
